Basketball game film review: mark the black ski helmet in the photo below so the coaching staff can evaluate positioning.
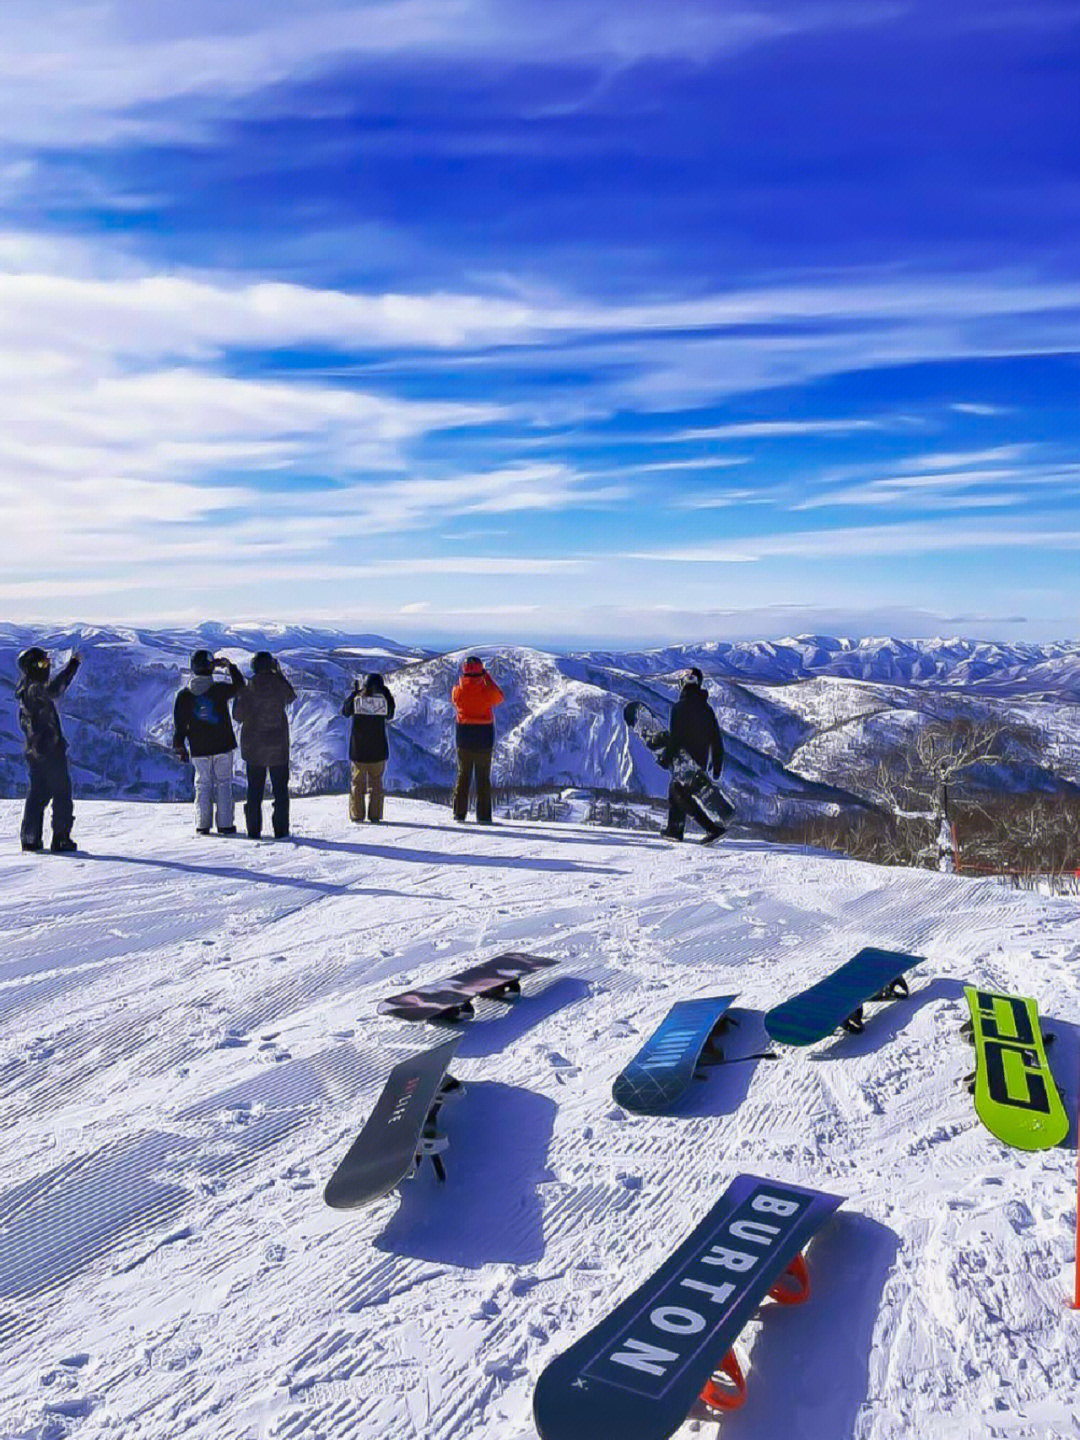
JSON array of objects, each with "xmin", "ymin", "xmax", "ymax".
[
  {"xmin": 191, "ymin": 649, "xmax": 214, "ymax": 676},
  {"xmin": 252, "ymin": 650, "xmax": 275, "ymax": 675},
  {"xmin": 17, "ymin": 646, "xmax": 49, "ymax": 678}
]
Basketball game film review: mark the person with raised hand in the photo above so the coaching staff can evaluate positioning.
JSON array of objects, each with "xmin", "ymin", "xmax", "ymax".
[
  {"xmin": 15, "ymin": 645, "xmax": 81, "ymax": 853},
  {"xmin": 342, "ymin": 672, "xmax": 395, "ymax": 823},
  {"xmin": 172, "ymin": 650, "xmax": 244, "ymax": 835},
  {"xmin": 451, "ymin": 655, "xmax": 504, "ymax": 825}
]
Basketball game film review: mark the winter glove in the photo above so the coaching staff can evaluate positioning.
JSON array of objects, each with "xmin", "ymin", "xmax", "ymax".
[{"xmin": 174, "ymin": 743, "xmax": 189, "ymax": 763}]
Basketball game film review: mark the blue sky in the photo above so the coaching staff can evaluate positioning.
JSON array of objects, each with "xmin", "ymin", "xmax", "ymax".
[{"xmin": 1, "ymin": 0, "xmax": 1078, "ymax": 645}]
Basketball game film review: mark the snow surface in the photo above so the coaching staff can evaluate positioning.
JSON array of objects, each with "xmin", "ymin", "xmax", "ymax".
[{"xmin": 1, "ymin": 796, "xmax": 1078, "ymax": 1440}]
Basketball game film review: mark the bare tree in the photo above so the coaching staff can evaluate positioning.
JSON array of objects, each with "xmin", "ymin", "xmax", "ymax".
[{"xmin": 844, "ymin": 714, "xmax": 1041, "ymax": 869}]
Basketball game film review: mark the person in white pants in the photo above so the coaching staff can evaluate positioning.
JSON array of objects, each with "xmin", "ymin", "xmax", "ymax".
[
  {"xmin": 172, "ymin": 649, "xmax": 245, "ymax": 835},
  {"xmin": 192, "ymin": 751, "xmax": 236, "ymax": 833}
]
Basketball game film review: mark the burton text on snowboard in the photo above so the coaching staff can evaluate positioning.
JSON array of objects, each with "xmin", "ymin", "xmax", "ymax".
[
  {"xmin": 612, "ymin": 996, "xmax": 738, "ymax": 1114},
  {"xmin": 324, "ymin": 1036, "xmax": 463, "ymax": 1208},
  {"xmin": 533, "ymin": 1173, "xmax": 842, "ymax": 1440},
  {"xmin": 963, "ymin": 987, "xmax": 1067, "ymax": 1150},
  {"xmin": 764, "ymin": 947, "xmax": 922, "ymax": 1046},
  {"xmin": 379, "ymin": 951, "xmax": 559, "ymax": 1022}
]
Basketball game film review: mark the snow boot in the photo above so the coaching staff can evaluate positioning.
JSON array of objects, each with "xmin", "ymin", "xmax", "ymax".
[
  {"xmin": 21, "ymin": 840, "xmax": 43, "ymax": 853},
  {"xmin": 660, "ymin": 828, "xmax": 684, "ymax": 841},
  {"xmin": 50, "ymin": 837, "xmax": 78, "ymax": 853},
  {"xmin": 218, "ymin": 826, "xmax": 237, "ymax": 835},
  {"xmin": 700, "ymin": 827, "xmax": 725, "ymax": 846}
]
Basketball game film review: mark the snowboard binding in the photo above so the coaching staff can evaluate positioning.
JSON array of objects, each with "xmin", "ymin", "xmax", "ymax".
[
  {"xmin": 412, "ymin": 1074, "xmax": 463, "ymax": 1183},
  {"xmin": 695, "ymin": 1253, "xmax": 812, "ymax": 1416}
]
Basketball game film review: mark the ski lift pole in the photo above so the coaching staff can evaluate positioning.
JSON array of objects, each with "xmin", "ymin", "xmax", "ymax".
[{"xmin": 1072, "ymin": 1086, "xmax": 1080, "ymax": 1310}]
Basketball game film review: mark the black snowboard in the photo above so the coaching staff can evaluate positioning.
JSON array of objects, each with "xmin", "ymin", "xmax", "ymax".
[
  {"xmin": 623, "ymin": 701, "xmax": 733, "ymax": 834},
  {"xmin": 533, "ymin": 1174, "xmax": 842, "ymax": 1440},
  {"xmin": 324, "ymin": 1036, "xmax": 462, "ymax": 1208},
  {"xmin": 378, "ymin": 951, "xmax": 559, "ymax": 1022},
  {"xmin": 764, "ymin": 947, "xmax": 922, "ymax": 1046}
]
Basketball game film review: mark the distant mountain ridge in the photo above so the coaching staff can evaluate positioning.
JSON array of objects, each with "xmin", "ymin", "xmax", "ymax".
[{"xmin": 2, "ymin": 625, "xmax": 1078, "ymax": 820}]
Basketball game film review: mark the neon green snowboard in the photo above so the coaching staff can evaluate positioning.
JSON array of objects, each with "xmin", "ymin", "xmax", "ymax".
[{"xmin": 963, "ymin": 987, "xmax": 1068, "ymax": 1150}]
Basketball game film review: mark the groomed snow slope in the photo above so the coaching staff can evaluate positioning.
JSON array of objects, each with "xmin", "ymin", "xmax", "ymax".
[{"xmin": 1, "ymin": 798, "xmax": 1077, "ymax": 1440}]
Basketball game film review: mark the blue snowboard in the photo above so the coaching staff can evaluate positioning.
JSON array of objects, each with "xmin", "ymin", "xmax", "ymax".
[
  {"xmin": 765, "ymin": 947, "xmax": 922, "ymax": 1046},
  {"xmin": 533, "ymin": 1174, "xmax": 842, "ymax": 1440},
  {"xmin": 612, "ymin": 997, "xmax": 737, "ymax": 1114}
]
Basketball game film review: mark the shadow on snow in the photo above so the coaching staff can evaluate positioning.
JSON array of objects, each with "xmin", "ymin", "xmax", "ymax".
[
  {"xmin": 374, "ymin": 1080, "xmax": 555, "ymax": 1269},
  {"xmin": 811, "ymin": 977, "xmax": 967, "ymax": 1061},
  {"xmin": 447, "ymin": 977, "xmax": 596, "ymax": 1060},
  {"xmin": 715, "ymin": 1211, "xmax": 899, "ymax": 1440}
]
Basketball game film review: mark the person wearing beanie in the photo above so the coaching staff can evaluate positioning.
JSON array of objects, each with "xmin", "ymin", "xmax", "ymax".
[
  {"xmin": 663, "ymin": 669, "xmax": 726, "ymax": 841},
  {"xmin": 342, "ymin": 672, "xmax": 395, "ymax": 822},
  {"xmin": 233, "ymin": 651, "xmax": 296, "ymax": 839},
  {"xmin": 451, "ymin": 655, "xmax": 504, "ymax": 824},
  {"xmin": 15, "ymin": 645, "xmax": 81, "ymax": 853},
  {"xmin": 172, "ymin": 649, "xmax": 244, "ymax": 834}
]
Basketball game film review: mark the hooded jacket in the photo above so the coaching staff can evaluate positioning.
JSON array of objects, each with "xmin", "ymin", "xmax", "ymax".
[
  {"xmin": 16, "ymin": 657, "xmax": 80, "ymax": 759},
  {"xmin": 342, "ymin": 679, "xmax": 396, "ymax": 764},
  {"xmin": 233, "ymin": 668, "xmax": 296, "ymax": 767},
  {"xmin": 452, "ymin": 669, "xmax": 504, "ymax": 751},
  {"xmin": 173, "ymin": 663, "xmax": 243, "ymax": 758},
  {"xmin": 670, "ymin": 680, "xmax": 724, "ymax": 774}
]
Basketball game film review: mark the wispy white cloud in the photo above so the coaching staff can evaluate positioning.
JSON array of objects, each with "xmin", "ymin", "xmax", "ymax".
[
  {"xmin": 667, "ymin": 418, "xmax": 891, "ymax": 441},
  {"xmin": 0, "ymin": 1, "xmax": 908, "ymax": 146},
  {"xmin": 629, "ymin": 520, "xmax": 1080, "ymax": 563}
]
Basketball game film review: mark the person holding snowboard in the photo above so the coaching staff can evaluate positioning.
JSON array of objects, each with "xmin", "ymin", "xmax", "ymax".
[
  {"xmin": 451, "ymin": 656, "xmax": 504, "ymax": 824},
  {"xmin": 342, "ymin": 672, "xmax": 395, "ymax": 823},
  {"xmin": 663, "ymin": 667, "xmax": 727, "ymax": 843},
  {"xmin": 172, "ymin": 650, "xmax": 244, "ymax": 835},
  {"xmin": 233, "ymin": 651, "xmax": 296, "ymax": 839},
  {"xmin": 15, "ymin": 646, "xmax": 81, "ymax": 853}
]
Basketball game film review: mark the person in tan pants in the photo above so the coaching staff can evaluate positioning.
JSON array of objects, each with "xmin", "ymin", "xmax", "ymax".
[{"xmin": 341, "ymin": 673, "xmax": 395, "ymax": 823}]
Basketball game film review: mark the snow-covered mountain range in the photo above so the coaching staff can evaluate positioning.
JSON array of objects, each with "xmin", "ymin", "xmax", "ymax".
[{"xmin": 3, "ymin": 625, "xmax": 1079, "ymax": 822}]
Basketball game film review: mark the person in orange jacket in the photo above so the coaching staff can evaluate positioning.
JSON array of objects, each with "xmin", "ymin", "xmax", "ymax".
[{"xmin": 451, "ymin": 656, "xmax": 504, "ymax": 824}]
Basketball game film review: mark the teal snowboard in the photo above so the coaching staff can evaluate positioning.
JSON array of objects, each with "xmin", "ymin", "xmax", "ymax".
[{"xmin": 765, "ymin": 948, "xmax": 921, "ymax": 1046}]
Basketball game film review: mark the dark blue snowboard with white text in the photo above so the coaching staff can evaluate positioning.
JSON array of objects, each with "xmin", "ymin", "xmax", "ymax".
[
  {"xmin": 533, "ymin": 1174, "xmax": 842, "ymax": 1440},
  {"xmin": 612, "ymin": 996, "xmax": 737, "ymax": 1114}
]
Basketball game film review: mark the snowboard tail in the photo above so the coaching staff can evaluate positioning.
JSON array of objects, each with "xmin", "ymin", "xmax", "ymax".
[
  {"xmin": 533, "ymin": 1174, "xmax": 842, "ymax": 1440},
  {"xmin": 963, "ymin": 987, "xmax": 1067, "ymax": 1150}
]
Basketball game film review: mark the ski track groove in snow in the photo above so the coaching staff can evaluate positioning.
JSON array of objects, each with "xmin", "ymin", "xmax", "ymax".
[{"xmin": 1, "ymin": 796, "xmax": 1079, "ymax": 1439}]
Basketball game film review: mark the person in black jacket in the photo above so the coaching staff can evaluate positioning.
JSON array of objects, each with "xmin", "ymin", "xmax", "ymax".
[
  {"xmin": 233, "ymin": 651, "xmax": 296, "ymax": 839},
  {"xmin": 172, "ymin": 649, "xmax": 244, "ymax": 834},
  {"xmin": 342, "ymin": 673, "xmax": 395, "ymax": 822},
  {"xmin": 664, "ymin": 668, "xmax": 726, "ymax": 841},
  {"xmin": 15, "ymin": 646, "xmax": 81, "ymax": 853}
]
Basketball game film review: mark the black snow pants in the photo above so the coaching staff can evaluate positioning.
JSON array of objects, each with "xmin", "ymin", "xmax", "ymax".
[
  {"xmin": 245, "ymin": 764, "xmax": 290, "ymax": 838},
  {"xmin": 22, "ymin": 752, "xmax": 74, "ymax": 848},
  {"xmin": 666, "ymin": 779, "xmax": 721, "ymax": 839}
]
